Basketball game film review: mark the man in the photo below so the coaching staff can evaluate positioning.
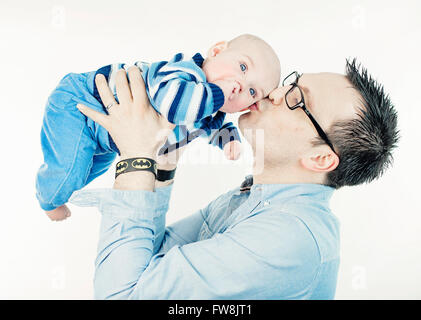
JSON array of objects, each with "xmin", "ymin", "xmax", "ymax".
[{"xmin": 70, "ymin": 59, "xmax": 398, "ymax": 299}]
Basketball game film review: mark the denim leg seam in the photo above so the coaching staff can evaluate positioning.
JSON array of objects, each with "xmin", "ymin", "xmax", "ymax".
[{"xmin": 46, "ymin": 124, "xmax": 87, "ymax": 206}]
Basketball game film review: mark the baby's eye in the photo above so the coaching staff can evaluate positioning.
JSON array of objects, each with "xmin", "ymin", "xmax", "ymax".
[
  {"xmin": 249, "ymin": 88, "xmax": 256, "ymax": 97},
  {"xmin": 240, "ymin": 63, "xmax": 247, "ymax": 72}
]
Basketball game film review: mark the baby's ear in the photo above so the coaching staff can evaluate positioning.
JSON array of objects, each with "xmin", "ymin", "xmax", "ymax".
[{"xmin": 207, "ymin": 41, "xmax": 228, "ymax": 58}]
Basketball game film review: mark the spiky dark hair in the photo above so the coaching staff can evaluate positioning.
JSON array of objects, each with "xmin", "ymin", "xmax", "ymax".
[{"xmin": 316, "ymin": 58, "xmax": 399, "ymax": 189}]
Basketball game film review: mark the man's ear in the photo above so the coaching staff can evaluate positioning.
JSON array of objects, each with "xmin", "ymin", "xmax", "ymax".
[
  {"xmin": 207, "ymin": 41, "xmax": 228, "ymax": 58},
  {"xmin": 300, "ymin": 149, "xmax": 339, "ymax": 173}
]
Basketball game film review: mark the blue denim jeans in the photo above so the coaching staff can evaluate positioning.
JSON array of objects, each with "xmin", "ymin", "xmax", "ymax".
[{"xmin": 36, "ymin": 72, "xmax": 117, "ymax": 211}]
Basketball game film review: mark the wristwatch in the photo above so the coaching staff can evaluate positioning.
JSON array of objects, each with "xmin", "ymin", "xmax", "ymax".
[{"xmin": 157, "ymin": 168, "xmax": 177, "ymax": 182}]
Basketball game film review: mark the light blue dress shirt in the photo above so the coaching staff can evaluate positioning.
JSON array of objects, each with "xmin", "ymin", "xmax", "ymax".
[{"xmin": 69, "ymin": 176, "xmax": 340, "ymax": 299}]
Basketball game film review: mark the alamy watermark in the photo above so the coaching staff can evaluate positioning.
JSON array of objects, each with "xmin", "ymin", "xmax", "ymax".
[
  {"xmin": 351, "ymin": 265, "xmax": 367, "ymax": 290},
  {"xmin": 156, "ymin": 127, "xmax": 266, "ymax": 174},
  {"xmin": 51, "ymin": 5, "xmax": 66, "ymax": 30},
  {"xmin": 351, "ymin": 5, "xmax": 366, "ymax": 30},
  {"xmin": 51, "ymin": 265, "xmax": 66, "ymax": 290}
]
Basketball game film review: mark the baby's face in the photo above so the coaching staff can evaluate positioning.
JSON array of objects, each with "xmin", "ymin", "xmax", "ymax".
[{"xmin": 202, "ymin": 38, "xmax": 280, "ymax": 113}]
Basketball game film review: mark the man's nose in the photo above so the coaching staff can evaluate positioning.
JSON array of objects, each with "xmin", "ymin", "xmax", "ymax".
[{"xmin": 268, "ymin": 86, "xmax": 290, "ymax": 105}]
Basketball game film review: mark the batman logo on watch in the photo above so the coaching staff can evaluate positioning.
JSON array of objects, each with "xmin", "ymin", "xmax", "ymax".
[
  {"xmin": 116, "ymin": 161, "xmax": 128, "ymax": 174},
  {"xmin": 132, "ymin": 158, "xmax": 152, "ymax": 169}
]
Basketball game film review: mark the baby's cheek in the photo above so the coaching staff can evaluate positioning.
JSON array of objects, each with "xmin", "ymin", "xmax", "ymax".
[
  {"xmin": 235, "ymin": 96, "xmax": 253, "ymax": 112},
  {"xmin": 223, "ymin": 99, "xmax": 247, "ymax": 113}
]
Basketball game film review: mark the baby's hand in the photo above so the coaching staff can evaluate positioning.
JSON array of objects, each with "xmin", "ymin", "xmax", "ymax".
[
  {"xmin": 223, "ymin": 140, "xmax": 242, "ymax": 160},
  {"xmin": 45, "ymin": 204, "xmax": 71, "ymax": 222}
]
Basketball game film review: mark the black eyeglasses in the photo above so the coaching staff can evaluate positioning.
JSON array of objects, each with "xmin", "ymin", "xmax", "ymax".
[{"xmin": 282, "ymin": 71, "xmax": 337, "ymax": 155}]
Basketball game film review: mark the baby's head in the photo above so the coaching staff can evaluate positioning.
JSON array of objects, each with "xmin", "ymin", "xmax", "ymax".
[{"xmin": 202, "ymin": 34, "xmax": 281, "ymax": 113}]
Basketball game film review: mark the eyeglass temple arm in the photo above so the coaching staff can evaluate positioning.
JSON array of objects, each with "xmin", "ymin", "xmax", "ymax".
[{"xmin": 302, "ymin": 107, "xmax": 336, "ymax": 153}]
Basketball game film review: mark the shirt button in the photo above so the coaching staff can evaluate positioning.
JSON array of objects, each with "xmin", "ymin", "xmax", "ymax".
[{"xmin": 263, "ymin": 201, "xmax": 270, "ymax": 206}]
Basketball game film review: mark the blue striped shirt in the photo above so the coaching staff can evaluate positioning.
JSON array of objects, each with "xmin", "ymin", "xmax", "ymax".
[{"xmin": 93, "ymin": 53, "xmax": 240, "ymax": 154}]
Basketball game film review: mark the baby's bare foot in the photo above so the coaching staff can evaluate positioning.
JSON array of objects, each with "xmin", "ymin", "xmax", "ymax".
[{"xmin": 45, "ymin": 204, "xmax": 71, "ymax": 221}]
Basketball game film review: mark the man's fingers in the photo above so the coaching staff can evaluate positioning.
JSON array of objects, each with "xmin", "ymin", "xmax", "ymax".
[
  {"xmin": 115, "ymin": 68, "xmax": 133, "ymax": 105},
  {"xmin": 127, "ymin": 66, "xmax": 148, "ymax": 108},
  {"xmin": 77, "ymin": 104, "xmax": 109, "ymax": 129},
  {"xmin": 95, "ymin": 74, "xmax": 118, "ymax": 112}
]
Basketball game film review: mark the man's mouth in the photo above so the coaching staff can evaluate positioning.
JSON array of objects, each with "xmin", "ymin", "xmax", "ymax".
[
  {"xmin": 240, "ymin": 102, "xmax": 259, "ymax": 112},
  {"xmin": 249, "ymin": 102, "xmax": 259, "ymax": 111}
]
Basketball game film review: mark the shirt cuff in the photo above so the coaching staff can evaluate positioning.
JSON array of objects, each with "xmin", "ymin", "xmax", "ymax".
[{"xmin": 69, "ymin": 184, "xmax": 173, "ymax": 220}]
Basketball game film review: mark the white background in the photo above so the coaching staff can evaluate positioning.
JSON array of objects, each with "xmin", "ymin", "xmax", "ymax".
[{"xmin": 0, "ymin": 0, "xmax": 420, "ymax": 299}]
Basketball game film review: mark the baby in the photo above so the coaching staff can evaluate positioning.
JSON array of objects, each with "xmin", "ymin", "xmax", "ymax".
[{"xmin": 36, "ymin": 34, "xmax": 281, "ymax": 221}]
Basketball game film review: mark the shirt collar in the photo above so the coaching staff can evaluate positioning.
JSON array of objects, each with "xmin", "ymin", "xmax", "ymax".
[
  {"xmin": 192, "ymin": 53, "xmax": 205, "ymax": 67},
  {"xmin": 239, "ymin": 175, "xmax": 335, "ymax": 203}
]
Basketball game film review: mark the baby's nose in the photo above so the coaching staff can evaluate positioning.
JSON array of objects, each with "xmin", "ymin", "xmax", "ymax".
[{"xmin": 232, "ymin": 81, "xmax": 241, "ymax": 94}]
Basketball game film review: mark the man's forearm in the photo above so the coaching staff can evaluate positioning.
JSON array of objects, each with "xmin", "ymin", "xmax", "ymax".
[
  {"xmin": 93, "ymin": 186, "xmax": 172, "ymax": 299},
  {"xmin": 114, "ymin": 170, "xmax": 155, "ymax": 191},
  {"xmin": 94, "ymin": 153, "xmax": 174, "ymax": 298}
]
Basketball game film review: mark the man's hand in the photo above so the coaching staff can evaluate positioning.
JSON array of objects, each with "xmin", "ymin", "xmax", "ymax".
[
  {"xmin": 76, "ymin": 67, "xmax": 175, "ymax": 160},
  {"xmin": 76, "ymin": 67, "xmax": 175, "ymax": 190}
]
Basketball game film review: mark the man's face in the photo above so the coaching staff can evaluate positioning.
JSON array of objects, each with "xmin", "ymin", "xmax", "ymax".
[
  {"xmin": 239, "ymin": 72, "xmax": 361, "ymax": 166},
  {"xmin": 202, "ymin": 39, "xmax": 280, "ymax": 114}
]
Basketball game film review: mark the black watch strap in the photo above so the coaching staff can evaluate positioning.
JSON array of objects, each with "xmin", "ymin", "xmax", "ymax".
[
  {"xmin": 115, "ymin": 157, "xmax": 157, "ymax": 179},
  {"xmin": 157, "ymin": 168, "xmax": 177, "ymax": 181}
]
